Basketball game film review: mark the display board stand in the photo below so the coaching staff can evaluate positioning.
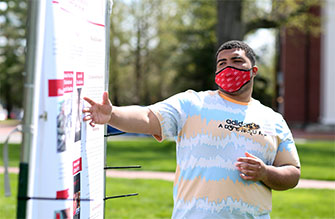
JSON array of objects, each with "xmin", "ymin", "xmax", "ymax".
[{"xmin": 18, "ymin": 1, "xmax": 112, "ymax": 218}]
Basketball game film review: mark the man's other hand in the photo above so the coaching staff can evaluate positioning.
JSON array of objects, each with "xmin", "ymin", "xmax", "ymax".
[{"xmin": 235, "ymin": 152, "xmax": 267, "ymax": 182}]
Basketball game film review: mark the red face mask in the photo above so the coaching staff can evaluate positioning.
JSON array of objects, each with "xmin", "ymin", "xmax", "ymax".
[{"xmin": 215, "ymin": 66, "xmax": 252, "ymax": 93}]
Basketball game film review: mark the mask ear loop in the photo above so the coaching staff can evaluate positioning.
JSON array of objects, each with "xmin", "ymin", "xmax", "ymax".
[{"xmin": 251, "ymin": 66, "xmax": 258, "ymax": 77}]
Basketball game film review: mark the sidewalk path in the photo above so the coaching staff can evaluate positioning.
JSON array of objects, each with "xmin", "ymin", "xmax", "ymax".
[
  {"xmin": 0, "ymin": 124, "xmax": 21, "ymax": 144},
  {"xmin": 1, "ymin": 167, "xmax": 334, "ymax": 190},
  {"xmin": 1, "ymin": 124, "xmax": 335, "ymax": 144},
  {"xmin": 292, "ymin": 128, "xmax": 335, "ymax": 141}
]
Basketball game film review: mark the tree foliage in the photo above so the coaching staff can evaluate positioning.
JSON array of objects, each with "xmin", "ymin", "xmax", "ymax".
[
  {"xmin": 172, "ymin": 0, "xmax": 217, "ymax": 93},
  {"xmin": 0, "ymin": 0, "xmax": 322, "ymax": 114},
  {"xmin": 109, "ymin": 0, "xmax": 182, "ymax": 105},
  {"xmin": 108, "ymin": 0, "xmax": 322, "ymax": 107},
  {"xmin": 243, "ymin": 0, "xmax": 321, "ymax": 35},
  {"xmin": 0, "ymin": 1, "xmax": 27, "ymax": 118}
]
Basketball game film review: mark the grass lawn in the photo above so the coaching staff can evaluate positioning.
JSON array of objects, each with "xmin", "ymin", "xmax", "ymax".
[
  {"xmin": 296, "ymin": 140, "xmax": 335, "ymax": 180},
  {"xmin": 106, "ymin": 138, "xmax": 176, "ymax": 172},
  {"xmin": 1, "ymin": 139, "xmax": 334, "ymax": 180},
  {"xmin": 0, "ymin": 143, "xmax": 21, "ymax": 167},
  {"xmin": 2, "ymin": 138, "xmax": 333, "ymax": 218},
  {"xmin": 0, "ymin": 119, "xmax": 20, "ymax": 126},
  {"xmin": 0, "ymin": 174, "xmax": 18, "ymax": 217},
  {"xmin": 0, "ymin": 174, "xmax": 174, "ymax": 218},
  {"xmin": 105, "ymin": 178, "xmax": 173, "ymax": 218},
  {"xmin": 107, "ymin": 138, "xmax": 335, "ymax": 180},
  {"xmin": 1, "ymin": 174, "xmax": 334, "ymax": 218},
  {"xmin": 271, "ymin": 189, "xmax": 335, "ymax": 218}
]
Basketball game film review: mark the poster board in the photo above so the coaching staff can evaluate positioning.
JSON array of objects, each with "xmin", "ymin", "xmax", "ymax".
[{"xmin": 22, "ymin": 0, "xmax": 110, "ymax": 218}]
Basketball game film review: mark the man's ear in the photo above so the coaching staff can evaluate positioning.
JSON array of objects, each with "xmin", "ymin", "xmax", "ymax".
[{"xmin": 252, "ymin": 66, "xmax": 258, "ymax": 76}]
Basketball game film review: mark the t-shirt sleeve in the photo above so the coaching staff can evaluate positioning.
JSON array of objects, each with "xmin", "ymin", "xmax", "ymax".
[
  {"xmin": 273, "ymin": 115, "xmax": 301, "ymax": 168},
  {"xmin": 148, "ymin": 90, "xmax": 192, "ymax": 141}
]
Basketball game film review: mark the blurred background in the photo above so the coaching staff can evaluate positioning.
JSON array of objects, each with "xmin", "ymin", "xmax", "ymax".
[
  {"xmin": 0, "ymin": 0, "xmax": 334, "ymax": 132},
  {"xmin": 0, "ymin": 1, "xmax": 334, "ymax": 218}
]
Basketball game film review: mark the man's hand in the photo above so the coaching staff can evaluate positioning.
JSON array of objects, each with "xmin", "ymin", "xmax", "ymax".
[
  {"xmin": 82, "ymin": 91, "xmax": 162, "ymax": 137},
  {"xmin": 235, "ymin": 152, "xmax": 300, "ymax": 190},
  {"xmin": 235, "ymin": 152, "xmax": 267, "ymax": 182},
  {"xmin": 82, "ymin": 91, "xmax": 113, "ymax": 127}
]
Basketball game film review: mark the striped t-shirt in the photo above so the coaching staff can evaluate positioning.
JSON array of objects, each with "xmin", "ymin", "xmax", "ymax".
[{"xmin": 149, "ymin": 90, "xmax": 300, "ymax": 219}]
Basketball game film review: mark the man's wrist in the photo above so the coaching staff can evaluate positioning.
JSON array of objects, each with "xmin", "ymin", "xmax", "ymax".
[
  {"xmin": 261, "ymin": 165, "xmax": 271, "ymax": 185},
  {"xmin": 108, "ymin": 106, "xmax": 115, "ymax": 124}
]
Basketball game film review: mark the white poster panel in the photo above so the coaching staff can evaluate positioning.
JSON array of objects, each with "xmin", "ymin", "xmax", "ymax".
[{"xmin": 26, "ymin": 1, "xmax": 107, "ymax": 218}]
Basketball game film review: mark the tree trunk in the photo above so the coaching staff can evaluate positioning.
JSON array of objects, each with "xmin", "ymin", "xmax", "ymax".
[
  {"xmin": 109, "ymin": 9, "xmax": 119, "ymax": 106},
  {"xmin": 216, "ymin": 0, "xmax": 244, "ymax": 47},
  {"xmin": 4, "ymin": 82, "xmax": 12, "ymax": 119},
  {"xmin": 134, "ymin": 22, "xmax": 142, "ymax": 104},
  {"xmin": 109, "ymin": 50, "xmax": 119, "ymax": 106}
]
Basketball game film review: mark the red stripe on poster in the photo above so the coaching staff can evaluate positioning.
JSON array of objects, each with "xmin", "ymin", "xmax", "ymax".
[
  {"xmin": 76, "ymin": 72, "xmax": 84, "ymax": 86},
  {"xmin": 64, "ymin": 71, "xmax": 74, "ymax": 93},
  {"xmin": 87, "ymin": 20, "xmax": 105, "ymax": 27},
  {"xmin": 56, "ymin": 188, "xmax": 69, "ymax": 199},
  {"xmin": 48, "ymin": 79, "xmax": 64, "ymax": 97},
  {"xmin": 73, "ymin": 158, "xmax": 82, "ymax": 175}
]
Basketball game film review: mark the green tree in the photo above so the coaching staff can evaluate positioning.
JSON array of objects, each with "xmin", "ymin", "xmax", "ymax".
[
  {"xmin": 109, "ymin": 0, "xmax": 181, "ymax": 105},
  {"xmin": 109, "ymin": 0, "xmax": 132, "ymax": 106},
  {"xmin": 172, "ymin": 0, "xmax": 217, "ymax": 93},
  {"xmin": 216, "ymin": 0, "xmax": 321, "ymax": 42},
  {"xmin": 0, "ymin": 1, "xmax": 27, "ymax": 118},
  {"xmin": 108, "ymin": 0, "xmax": 321, "ymax": 107}
]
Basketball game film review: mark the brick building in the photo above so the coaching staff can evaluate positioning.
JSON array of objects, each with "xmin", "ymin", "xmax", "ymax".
[{"xmin": 278, "ymin": 0, "xmax": 335, "ymax": 127}]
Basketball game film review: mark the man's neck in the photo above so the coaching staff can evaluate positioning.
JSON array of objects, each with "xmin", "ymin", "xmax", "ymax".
[
  {"xmin": 218, "ymin": 78, "xmax": 254, "ymax": 103},
  {"xmin": 218, "ymin": 88, "xmax": 252, "ymax": 104}
]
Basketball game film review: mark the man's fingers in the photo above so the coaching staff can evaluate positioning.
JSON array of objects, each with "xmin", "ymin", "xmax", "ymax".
[
  {"xmin": 237, "ymin": 152, "xmax": 260, "ymax": 164},
  {"xmin": 240, "ymin": 169, "xmax": 257, "ymax": 176},
  {"xmin": 245, "ymin": 152, "xmax": 257, "ymax": 159},
  {"xmin": 83, "ymin": 97, "xmax": 96, "ymax": 106},
  {"xmin": 82, "ymin": 107, "xmax": 91, "ymax": 113},
  {"xmin": 102, "ymin": 91, "xmax": 109, "ymax": 105},
  {"xmin": 239, "ymin": 167, "xmax": 259, "ymax": 181},
  {"xmin": 83, "ymin": 115, "xmax": 92, "ymax": 121},
  {"xmin": 237, "ymin": 157, "xmax": 259, "ymax": 165},
  {"xmin": 236, "ymin": 162, "xmax": 259, "ymax": 171},
  {"xmin": 89, "ymin": 121, "xmax": 96, "ymax": 127},
  {"xmin": 240, "ymin": 173, "xmax": 255, "ymax": 181}
]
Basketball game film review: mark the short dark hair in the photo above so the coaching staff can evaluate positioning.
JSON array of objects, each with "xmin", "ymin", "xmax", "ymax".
[{"xmin": 216, "ymin": 40, "xmax": 256, "ymax": 66}]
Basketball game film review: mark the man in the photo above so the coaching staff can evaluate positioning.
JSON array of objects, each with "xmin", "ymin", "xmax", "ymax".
[{"xmin": 83, "ymin": 40, "xmax": 300, "ymax": 218}]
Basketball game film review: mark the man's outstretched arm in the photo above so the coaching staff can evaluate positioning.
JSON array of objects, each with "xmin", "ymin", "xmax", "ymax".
[{"xmin": 82, "ymin": 91, "xmax": 161, "ymax": 137}]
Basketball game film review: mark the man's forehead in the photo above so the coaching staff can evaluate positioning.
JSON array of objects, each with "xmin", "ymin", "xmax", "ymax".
[{"xmin": 217, "ymin": 48, "xmax": 246, "ymax": 59}]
